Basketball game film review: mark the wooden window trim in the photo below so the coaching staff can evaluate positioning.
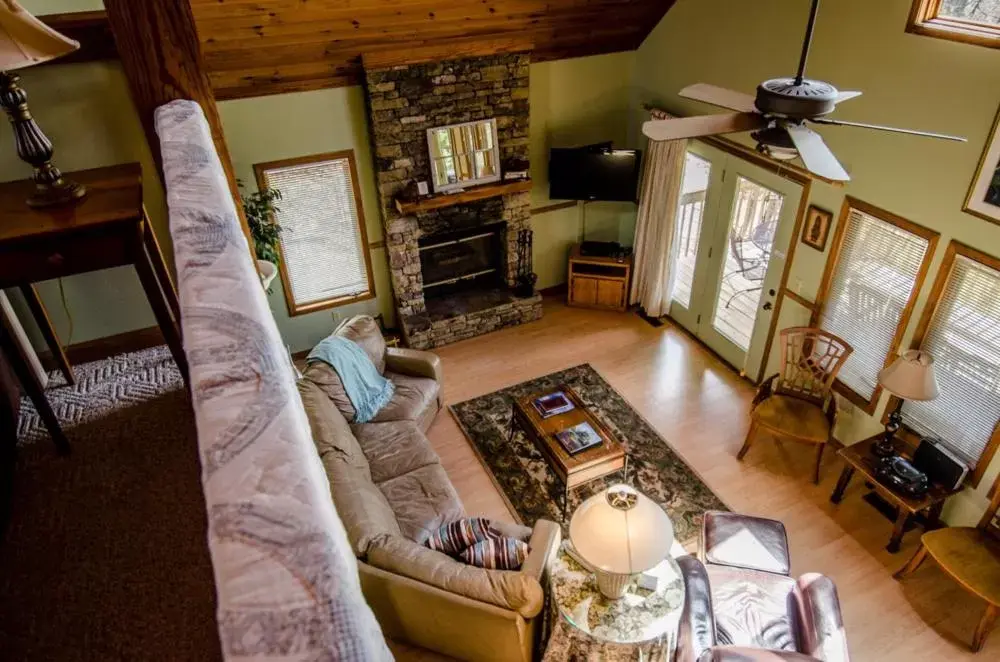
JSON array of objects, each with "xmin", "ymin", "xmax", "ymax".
[
  {"xmin": 882, "ymin": 240, "xmax": 1000, "ymax": 488},
  {"xmin": 254, "ymin": 150, "xmax": 377, "ymax": 318},
  {"xmin": 907, "ymin": 0, "xmax": 1000, "ymax": 49},
  {"xmin": 810, "ymin": 196, "xmax": 940, "ymax": 415}
]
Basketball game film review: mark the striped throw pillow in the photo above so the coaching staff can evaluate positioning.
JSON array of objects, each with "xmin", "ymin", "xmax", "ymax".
[
  {"xmin": 425, "ymin": 517, "xmax": 499, "ymax": 556},
  {"xmin": 459, "ymin": 537, "xmax": 529, "ymax": 570}
]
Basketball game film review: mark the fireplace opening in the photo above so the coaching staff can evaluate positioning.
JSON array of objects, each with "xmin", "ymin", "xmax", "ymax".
[{"xmin": 419, "ymin": 221, "xmax": 506, "ymax": 298}]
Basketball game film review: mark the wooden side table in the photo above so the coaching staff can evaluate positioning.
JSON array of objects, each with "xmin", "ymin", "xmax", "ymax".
[
  {"xmin": 0, "ymin": 163, "xmax": 187, "ymax": 452},
  {"xmin": 567, "ymin": 244, "xmax": 633, "ymax": 312},
  {"xmin": 830, "ymin": 434, "xmax": 962, "ymax": 553}
]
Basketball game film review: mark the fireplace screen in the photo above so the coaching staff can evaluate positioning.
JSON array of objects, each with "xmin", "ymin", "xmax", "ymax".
[{"xmin": 419, "ymin": 222, "xmax": 506, "ymax": 295}]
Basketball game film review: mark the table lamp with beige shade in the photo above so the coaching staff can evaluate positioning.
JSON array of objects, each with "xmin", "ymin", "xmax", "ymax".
[
  {"xmin": 0, "ymin": 0, "xmax": 85, "ymax": 207},
  {"xmin": 568, "ymin": 484, "xmax": 674, "ymax": 599},
  {"xmin": 874, "ymin": 349, "xmax": 940, "ymax": 458}
]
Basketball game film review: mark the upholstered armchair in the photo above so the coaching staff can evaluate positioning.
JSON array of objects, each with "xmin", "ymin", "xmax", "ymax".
[
  {"xmin": 738, "ymin": 327, "xmax": 852, "ymax": 483},
  {"xmin": 677, "ymin": 511, "xmax": 850, "ymax": 662}
]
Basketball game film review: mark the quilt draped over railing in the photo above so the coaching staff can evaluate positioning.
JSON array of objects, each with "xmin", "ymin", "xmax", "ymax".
[{"xmin": 155, "ymin": 99, "xmax": 391, "ymax": 662}]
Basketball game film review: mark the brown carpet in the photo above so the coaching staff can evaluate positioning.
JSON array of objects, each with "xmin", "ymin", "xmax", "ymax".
[{"xmin": 0, "ymin": 346, "xmax": 221, "ymax": 661}]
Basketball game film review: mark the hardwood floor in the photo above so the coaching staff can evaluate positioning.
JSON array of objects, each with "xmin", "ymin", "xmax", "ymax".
[{"xmin": 394, "ymin": 296, "xmax": 997, "ymax": 661}]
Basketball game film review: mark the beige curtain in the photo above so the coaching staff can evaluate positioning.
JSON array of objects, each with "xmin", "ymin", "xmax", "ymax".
[{"xmin": 629, "ymin": 137, "xmax": 688, "ymax": 317}]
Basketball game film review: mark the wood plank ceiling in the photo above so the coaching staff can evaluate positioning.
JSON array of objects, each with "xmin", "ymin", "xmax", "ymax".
[{"xmin": 188, "ymin": 0, "xmax": 678, "ymax": 99}]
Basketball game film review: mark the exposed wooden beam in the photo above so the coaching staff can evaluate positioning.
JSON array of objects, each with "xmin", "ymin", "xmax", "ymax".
[
  {"xmin": 36, "ymin": 1, "xmax": 682, "ymax": 100},
  {"xmin": 103, "ymin": 0, "xmax": 256, "ymax": 262}
]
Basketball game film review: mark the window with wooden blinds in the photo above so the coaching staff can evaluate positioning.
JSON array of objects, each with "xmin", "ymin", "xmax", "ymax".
[
  {"xmin": 901, "ymin": 244, "xmax": 1000, "ymax": 481},
  {"xmin": 255, "ymin": 152, "xmax": 374, "ymax": 316},
  {"xmin": 814, "ymin": 198, "xmax": 938, "ymax": 412}
]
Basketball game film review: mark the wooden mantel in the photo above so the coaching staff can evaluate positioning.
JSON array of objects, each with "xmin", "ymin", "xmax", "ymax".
[{"xmin": 395, "ymin": 180, "xmax": 532, "ymax": 215}]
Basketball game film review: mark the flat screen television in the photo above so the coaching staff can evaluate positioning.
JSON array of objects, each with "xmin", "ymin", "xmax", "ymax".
[{"xmin": 549, "ymin": 147, "xmax": 642, "ymax": 202}]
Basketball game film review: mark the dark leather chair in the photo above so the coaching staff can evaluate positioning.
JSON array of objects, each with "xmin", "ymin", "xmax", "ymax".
[{"xmin": 677, "ymin": 511, "xmax": 850, "ymax": 662}]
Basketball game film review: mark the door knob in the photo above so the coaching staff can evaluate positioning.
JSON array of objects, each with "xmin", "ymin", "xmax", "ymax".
[{"xmin": 762, "ymin": 301, "xmax": 773, "ymax": 311}]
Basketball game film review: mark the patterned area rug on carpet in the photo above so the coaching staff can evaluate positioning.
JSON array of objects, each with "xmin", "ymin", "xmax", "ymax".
[{"xmin": 449, "ymin": 364, "xmax": 727, "ymax": 544}]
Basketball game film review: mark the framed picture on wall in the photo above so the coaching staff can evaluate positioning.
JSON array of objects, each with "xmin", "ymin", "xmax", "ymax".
[
  {"xmin": 965, "ymin": 105, "xmax": 1000, "ymax": 226},
  {"xmin": 801, "ymin": 205, "xmax": 833, "ymax": 251}
]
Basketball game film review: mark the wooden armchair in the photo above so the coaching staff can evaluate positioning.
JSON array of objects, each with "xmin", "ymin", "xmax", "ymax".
[
  {"xmin": 738, "ymin": 327, "xmax": 853, "ymax": 483},
  {"xmin": 894, "ymin": 487, "xmax": 1000, "ymax": 652}
]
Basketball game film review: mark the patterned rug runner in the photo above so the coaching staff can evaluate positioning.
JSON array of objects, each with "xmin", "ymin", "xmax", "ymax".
[{"xmin": 449, "ymin": 364, "xmax": 727, "ymax": 545}]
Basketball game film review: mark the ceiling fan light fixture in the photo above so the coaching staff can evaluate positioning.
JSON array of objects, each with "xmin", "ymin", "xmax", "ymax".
[{"xmin": 757, "ymin": 143, "xmax": 799, "ymax": 161}]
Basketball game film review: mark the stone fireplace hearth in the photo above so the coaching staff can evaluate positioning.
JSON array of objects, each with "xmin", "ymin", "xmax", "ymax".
[{"xmin": 365, "ymin": 53, "xmax": 542, "ymax": 349}]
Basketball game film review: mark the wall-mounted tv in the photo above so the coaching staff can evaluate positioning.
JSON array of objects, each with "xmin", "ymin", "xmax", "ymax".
[{"xmin": 548, "ymin": 146, "xmax": 642, "ymax": 202}]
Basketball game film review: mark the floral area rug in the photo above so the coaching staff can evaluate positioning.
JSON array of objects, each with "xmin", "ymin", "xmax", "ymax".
[{"xmin": 449, "ymin": 364, "xmax": 727, "ymax": 545}]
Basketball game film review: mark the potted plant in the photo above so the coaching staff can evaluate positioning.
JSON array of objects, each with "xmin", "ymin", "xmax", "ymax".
[{"xmin": 239, "ymin": 181, "xmax": 283, "ymax": 292}]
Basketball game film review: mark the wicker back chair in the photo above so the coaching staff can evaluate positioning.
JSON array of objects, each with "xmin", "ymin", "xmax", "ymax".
[{"xmin": 738, "ymin": 327, "xmax": 853, "ymax": 483}]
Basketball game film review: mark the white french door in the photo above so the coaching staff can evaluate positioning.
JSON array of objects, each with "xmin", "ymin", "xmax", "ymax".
[{"xmin": 667, "ymin": 141, "xmax": 802, "ymax": 379}]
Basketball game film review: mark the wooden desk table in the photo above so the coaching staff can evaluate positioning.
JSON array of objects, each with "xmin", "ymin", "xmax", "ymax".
[
  {"xmin": 0, "ymin": 163, "xmax": 187, "ymax": 453},
  {"xmin": 830, "ymin": 434, "xmax": 962, "ymax": 553}
]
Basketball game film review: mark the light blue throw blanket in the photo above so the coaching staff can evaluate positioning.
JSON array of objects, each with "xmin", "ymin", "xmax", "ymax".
[{"xmin": 306, "ymin": 336, "xmax": 394, "ymax": 423}]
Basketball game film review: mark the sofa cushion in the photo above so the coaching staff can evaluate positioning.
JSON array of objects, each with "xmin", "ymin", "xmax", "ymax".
[
  {"xmin": 352, "ymin": 420, "xmax": 440, "ymax": 484},
  {"xmin": 752, "ymin": 395, "xmax": 830, "ymax": 443},
  {"xmin": 703, "ymin": 511, "xmax": 790, "ymax": 576},
  {"xmin": 298, "ymin": 379, "xmax": 370, "ymax": 476},
  {"xmin": 378, "ymin": 464, "xmax": 464, "ymax": 544},
  {"xmin": 322, "ymin": 454, "xmax": 401, "ymax": 557},
  {"xmin": 366, "ymin": 535, "xmax": 544, "ymax": 618},
  {"xmin": 335, "ymin": 315, "xmax": 387, "ymax": 374},
  {"xmin": 302, "ymin": 361, "xmax": 358, "ymax": 423},
  {"xmin": 372, "ymin": 371, "xmax": 440, "ymax": 425},
  {"xmin": 708, "ymin": 565, "xmax": 798, "ymax": 652}
]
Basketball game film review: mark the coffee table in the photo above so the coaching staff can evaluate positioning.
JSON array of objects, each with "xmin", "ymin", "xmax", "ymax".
[{"xmin": 510, "ymin": 385, "xmax": 626, "ymax": 515}]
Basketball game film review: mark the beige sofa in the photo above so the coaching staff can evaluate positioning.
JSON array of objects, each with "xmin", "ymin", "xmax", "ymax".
[{"xmin": 298, "ymin": 316, "xmax": 561, "ymax": 661}]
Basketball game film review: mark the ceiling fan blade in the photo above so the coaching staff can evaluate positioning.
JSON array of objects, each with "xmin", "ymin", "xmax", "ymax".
[
  {"xmin": 835, "ymin": 90, "xmax": 862, "ymax": 104},
  {"xmin": 679, "ymin": 83, "xmax": 758, "ymax": 113},
  {"xmin": 811, "ymin": 117, "xmax": 966, "ymax": 142},
  {"xmin": 643, "ymin": 113, "xmax": 766, "ymax": 142},
  {"xmin": 786, "ymin": 124, "xmax": 850, "ymax": 181}
]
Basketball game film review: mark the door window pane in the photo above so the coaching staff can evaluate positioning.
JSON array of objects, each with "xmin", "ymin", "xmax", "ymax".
[
  {"xmin": 671, "ymin": 152, "xmax": 711, "ymax": 308},
  {"xmin": 712, "ymin": 176, "xmax": 783, "ymax": 351}
]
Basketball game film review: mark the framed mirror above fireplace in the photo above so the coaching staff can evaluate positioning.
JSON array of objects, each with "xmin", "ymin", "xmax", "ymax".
[{"xmin": 427, "ymin": 119, "xmax": 500, "ymax": 193}]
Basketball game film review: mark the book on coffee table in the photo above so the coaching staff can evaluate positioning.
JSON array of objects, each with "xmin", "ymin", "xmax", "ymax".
[
  {"xmin": 555, "ymin": 421, "xmax": 603, "ymax": 455},
  {"xmin": 533, "ymin": 391, "xmax": 575, "ymax": 419}
]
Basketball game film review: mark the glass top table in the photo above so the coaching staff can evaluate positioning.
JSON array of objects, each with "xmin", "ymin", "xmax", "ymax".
[{"xmin": 543, "ymin": 541, "xmax": 686, "ymax": 660}]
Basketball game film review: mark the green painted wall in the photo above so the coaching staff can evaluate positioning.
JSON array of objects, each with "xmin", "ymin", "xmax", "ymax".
[
  {"xmin": 4, "ymin": 1, "xmax": 637, "ymax": 354},
  {"xmin": 636, "ymin": 0, "xmax": 1000, "ymax": 523},
  {"xmin": 0, "ymin": 0, "xmax": 164, "ymax": 349},
  {"xmin": 530, "ymin": 52, "xmax": 639, "ymax": 288},
  {"xmin": 217, "ymin": 52, "xmax": 639, "ymax": 351},
  {"xmin": 217, "ymin": 87, "xmax": 395, "ymax": 353},
  {"xmin": 0, "ymin": 59, "xmax": 168, "ymax": 349}
]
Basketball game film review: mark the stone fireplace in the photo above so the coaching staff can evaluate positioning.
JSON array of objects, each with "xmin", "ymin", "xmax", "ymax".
[{"xmin": 364, "ymin": 53, "xmax": 542, "ymax": 349}]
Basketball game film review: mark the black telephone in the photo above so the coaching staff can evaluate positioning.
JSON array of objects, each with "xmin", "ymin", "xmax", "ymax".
[{"xmin": 876, "ymin": 456, "xmax": 929, "ymax": 497}]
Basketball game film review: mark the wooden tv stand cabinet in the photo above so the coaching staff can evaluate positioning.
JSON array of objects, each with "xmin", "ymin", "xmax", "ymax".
[{"xmin": 567, "ymin": 243, "xmax": 632, "ymax": 312}]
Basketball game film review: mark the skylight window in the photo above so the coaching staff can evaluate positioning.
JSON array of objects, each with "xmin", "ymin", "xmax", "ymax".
[{"xmin": 908, "ymin": 0, "xmax": 1000, "ymax": 48}]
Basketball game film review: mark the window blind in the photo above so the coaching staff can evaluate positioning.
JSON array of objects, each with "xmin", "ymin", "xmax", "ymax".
[
  {"xmin": 819, "ymin": 208, "xmax": 929, "ymax": 400},
  {"xmin": 264, "ymin": 157, "xmax": 371, "ymax": 308},
  {"xmin": 903, "ymin": 255, "xmax": 1000, "ymax": 467}
]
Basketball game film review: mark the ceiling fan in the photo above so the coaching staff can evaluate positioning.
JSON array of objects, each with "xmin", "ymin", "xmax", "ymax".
[{"xmin": 641, "ymin": 0, "xmax": 965, "ymax": 181}]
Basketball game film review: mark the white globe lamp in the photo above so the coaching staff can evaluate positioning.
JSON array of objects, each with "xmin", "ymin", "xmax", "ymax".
[{"xmin": 569, "ymin": 484, "xmax": 674, "ymax": 599}]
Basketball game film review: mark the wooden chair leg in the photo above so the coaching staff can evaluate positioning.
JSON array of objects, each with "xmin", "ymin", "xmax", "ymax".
[
  {"xmin": 813, "ymin": 443, "xmax": 825, "ymax": 484},
  {"xmin": 972, "ymin": 604, "xmax": 998, "ymax": 652},
  {"xmin": 737, "ymin": 422, "xmax": 758, "ymax": 460},
  {"xmin": 893, "ymin": 541, "xmax": 929, "ymax": 580}
]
